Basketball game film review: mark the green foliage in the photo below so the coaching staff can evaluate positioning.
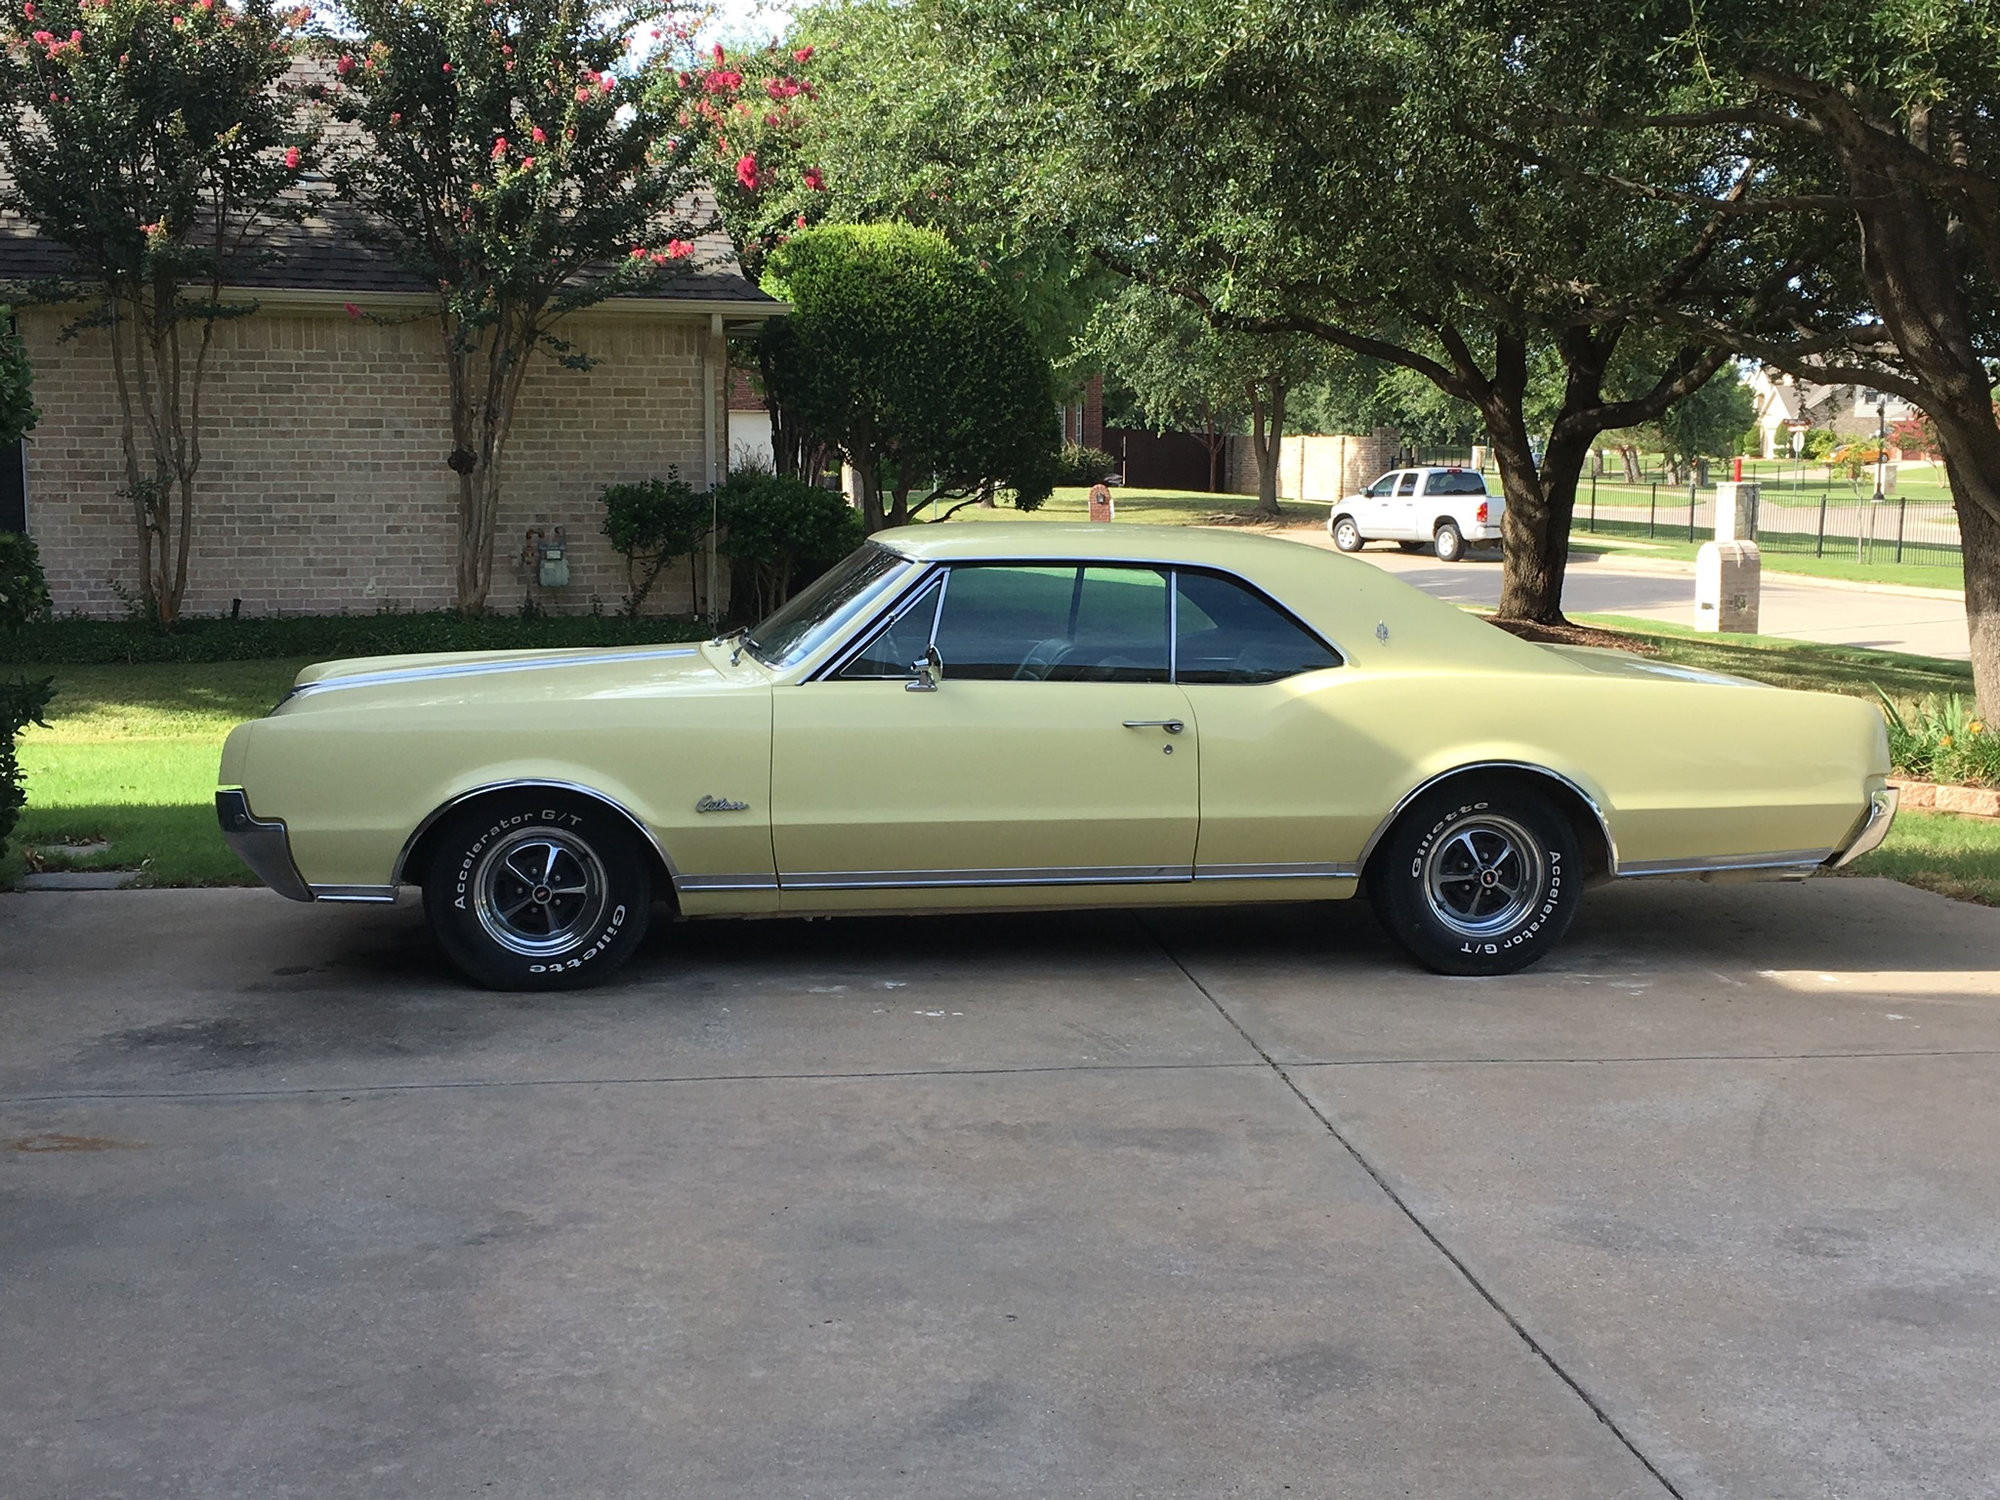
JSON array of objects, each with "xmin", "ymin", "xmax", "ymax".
[
  {"xmin": 0, "ymin": 610, "xmax": 709, "ymax": 666},
  {"xmin": 1056, "ymin": 444, "xmax": 1118, "ymax": 486},
  {"xmin": 598, "ymin": 470, "xmax": 709, "ymax": 617},
  {"xmin": 714, "ymin": 469, "xmax": 863, "ymax": 618},
  {"xmin": 0, "ymin": 531, "xmax": 53, "ymax": 862},
  {"xmin": 1802, "ymin": 428, "xmax": 1841, "ymax": 461},
  {"xmin": 761, "ymin": 223, "xmax": 1060, "ymax": 529},
  {"xmin": 1878, "ymin": 691, "xmax": 2000, "ymax": 789},
  {"xmin": 0, "ymin": 311, "xmax": 38, "ymax": 448},
  {"xmin": 1656, "ymin": 366, "xmax": 1756, "ymax": 466},
  {"xmin": 0, "ymin": 0, "xmax": 315, "ymax": 625},
  {"xmin": 0, "ymin": 532, "xmax": 51, "ymax": 632}
]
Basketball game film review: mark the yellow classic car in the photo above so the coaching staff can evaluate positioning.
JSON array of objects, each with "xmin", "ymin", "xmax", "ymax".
[{"xmin": 217, "ymin": 524, "xmax": 1895, "ymax": 988}]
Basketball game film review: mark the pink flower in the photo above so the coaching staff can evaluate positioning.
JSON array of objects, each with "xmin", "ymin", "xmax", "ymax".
[
  {"xmin": 735, "ymin": 153, "xmax": 759, "ymax": 190},
  {"xmin": 335, "ymin": 53, "xmax": 355, "ymax": 75},
  {"xmin": 629, "ymin": 245, "xmax": 646, "ymax": 258},
  {"xmin": 491, "ymin": 136, "xmax": 508, "ymax": 159},
  {"xmin": 441, "ymin": 61, "xmax": 452, "ymax": 73},
  {"xmin": 574, "ymin": 87, "xmax": 589, "ymax": 101},
  {"xmin": 388, "ymin": 111, "xmax": 401, "ymax": 125},
  {"xmin": 802, "ymin": 166, "xmax": 825, "ymax": 191},
  {"xmin": 284, "ymin": 145, "xmax": 300, "ymax": 169},
  {"xmin": 21, "ymin": 2, "xmax": 34, "ymax": 16},
  {"xmin": 794, "ymin": 213, "xmax": 806, "ymax": 228},
  {"xmin": 343, "ymin": 302, "xmax": 361, "ymax": 318},
  {"xmin": 765, "ymin": 76, "xmax": 801, "ymax": 101},
  {"xmin": 649, "ymin": 250, "xmax": 666, "ymax": 265},
  {"xmin": 665, "ymin": 238, "xmax": 693, "ymax": 259},
  {"xmin": 793, "ymin": 46, "xmax": 812, "ymax": 62},
  {"xmin": 500, "ymin": 43, "xmax": 511, "ymax": 54},
  {"xmin": 600, "ymin": 74, "xmax": 614, "ymax": 93},
  {"xmin": 711, "ymin": 42, "xmax": 724, "ymax": 64}
]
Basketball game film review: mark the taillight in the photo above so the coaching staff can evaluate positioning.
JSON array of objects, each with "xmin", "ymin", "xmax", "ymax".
[{"xmin": 1475, "ymin": 501, "xmax": 1489, "ymax": 523}]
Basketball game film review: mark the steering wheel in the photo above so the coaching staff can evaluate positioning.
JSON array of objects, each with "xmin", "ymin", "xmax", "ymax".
[{"xmin": 1012, "ymin": 639, "xmax": 1074, "ymax": 681}]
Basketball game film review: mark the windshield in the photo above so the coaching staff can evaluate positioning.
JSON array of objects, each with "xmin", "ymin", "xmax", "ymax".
[{"xmin": 743, "ymin": 543, "xmax": 914, "ymax": 669}]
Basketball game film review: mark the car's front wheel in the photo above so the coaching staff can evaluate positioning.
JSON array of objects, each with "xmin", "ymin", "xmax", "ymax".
[
  {"xmin": 421, "ymin": 791, "xmax": 654, "ymax": 990},
  {"xmin": 1330, "ymin": 516, "xmax": 1364, "ymax": 552},
  {"xmin": 1433, "ymin": 521, "xmax": 1466, "ymax": 561},
  {"xmin": 1367, "ymin": 779, "xmax": 1582, "ymax": 976}
]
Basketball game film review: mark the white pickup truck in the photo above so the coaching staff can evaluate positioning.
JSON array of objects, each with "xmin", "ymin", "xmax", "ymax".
[{"xmin": 1326, "ymin": 466, "xmax": 1504, "ymax": 562}]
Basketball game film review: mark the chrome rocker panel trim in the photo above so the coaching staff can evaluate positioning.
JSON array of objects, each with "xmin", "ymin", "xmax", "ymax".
[
  {"xmin": 310, "ymin": 885, "xmax": 399, "ymax": 904},
  {"xmin": 781, "ymin": 864, "xmax": 1194, "ymax": 892},
  {"xmin": 215, "ymin": 789, "xmax": 313, "ymax": 903},
  {"xmin": 1617, "ymin": 848, "xmax": 1836, "ymax": 881},
  {"xmin": 1192, "ymin": 861, "xmax": 1357, "ymax": 881}
]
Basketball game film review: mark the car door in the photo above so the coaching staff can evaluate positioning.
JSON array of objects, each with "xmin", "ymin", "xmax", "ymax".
[
  {"xmin": 769, "ymin": 562, "xmax": 1199, "ymax": 897},
  {"xmin": 1386, "ymin": 470, "xmax": 1422, "ymax": 538},
  {"xmin": 1352, "ymin": 472, "xmax": 1396, "ymax": 535},
  {"xmin": 1168, "ymin": 570, "xmax": 1362, "ymax": 875}
]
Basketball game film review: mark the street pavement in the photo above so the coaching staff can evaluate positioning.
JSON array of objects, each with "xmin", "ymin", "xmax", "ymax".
[
  {"xmin": 6, "ymin": 881, "xmax": 2000, "ymax": 1498},
  {"xmin": 1277, "ymin": 527, "xmax": 1972, "ymax": 660}
]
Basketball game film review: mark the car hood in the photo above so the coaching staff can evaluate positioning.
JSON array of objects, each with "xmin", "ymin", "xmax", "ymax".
[{"xmin": 275, "ymin": 641, "xmax": 742, "ymax": 713}]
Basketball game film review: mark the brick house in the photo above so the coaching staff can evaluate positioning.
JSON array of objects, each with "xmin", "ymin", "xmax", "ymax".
[{"xmin": 0, "ymin": 207, "xmax": 783, "ymax": 617}]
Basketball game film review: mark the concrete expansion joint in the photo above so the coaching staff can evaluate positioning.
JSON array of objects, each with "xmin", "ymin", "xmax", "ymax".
[{"xmin": 1143, "ymin": 921, "xmax": 1688, "ymax": 1500}]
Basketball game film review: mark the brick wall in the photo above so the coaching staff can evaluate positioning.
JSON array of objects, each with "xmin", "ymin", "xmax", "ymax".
[{"xmin": 18, "ymin": 303, "xmax": 720, "ymax": 618}]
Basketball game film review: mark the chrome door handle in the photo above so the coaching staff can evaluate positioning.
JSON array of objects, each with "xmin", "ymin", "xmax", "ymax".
[{"xmin": 1122, "ymin": 719, "xmax": 1185, "ymax": 734}]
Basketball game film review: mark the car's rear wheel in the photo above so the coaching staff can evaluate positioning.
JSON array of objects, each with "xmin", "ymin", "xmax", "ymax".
[
  {"xmin": 421, "ymin": 791, "xmax": 654, "ymax": 990},
  {"xmin": 1367, "ymin": 779, "xmax": 1581, "ymax": 976},
  {"xmin": 1330, "ymin": 516, "xmax": 1364, "ymax": 552},
  {"xmin": 1433, "ymin": 521, "xmax": 1466, "ymax": 562}
]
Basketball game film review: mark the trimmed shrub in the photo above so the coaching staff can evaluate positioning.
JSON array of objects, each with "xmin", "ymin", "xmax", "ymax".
[
  {"xmin": 1056, "ymin": 443, "xmax": 1119, "ymax": 487},
  {"xmin": 599, "ymin": 469, "xmax": 711, "ymax": 617},
  {"xmin": 715, "ymin": 470, "xmax": 864, "ymax": 621},
  {"xmin": 1, "ymin": 532, "xmax": 54, "ymax": 863}
]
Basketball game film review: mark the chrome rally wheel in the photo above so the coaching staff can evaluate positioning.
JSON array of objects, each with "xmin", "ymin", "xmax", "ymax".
[
  {"xmin": 1367, "ymin": 779, "xmax": 1583, "ymax": 976},
  {"xmin": 471, "ymin": 827, "xmax": 611, "ymax": 957},
  {"xmin": 422, "ymin": 791, "xmax": 654, "ymax": 990}
]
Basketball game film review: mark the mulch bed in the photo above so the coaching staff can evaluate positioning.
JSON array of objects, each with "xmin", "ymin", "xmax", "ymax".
[{"xmin": 1482, "ymin": 617, "xmax": 1662, "ymax": 654}]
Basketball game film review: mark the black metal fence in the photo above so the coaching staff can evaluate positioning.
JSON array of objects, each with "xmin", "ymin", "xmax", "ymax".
[{"xmin": 1574, "ymin": 479, "xmax": 1963, "ymax": 569}]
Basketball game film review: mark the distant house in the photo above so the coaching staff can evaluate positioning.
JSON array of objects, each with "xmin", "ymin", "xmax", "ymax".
[
  {"xmin": 1748, "ymin": 368, "xmax": 1916, "ymax": 460},
  {"xmin": 0, "ymin": 199, "xmax": 784, "ymax": 617}
]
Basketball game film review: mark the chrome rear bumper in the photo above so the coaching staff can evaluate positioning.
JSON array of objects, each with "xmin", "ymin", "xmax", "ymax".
[
  {"xmin": 215, "ymin": 789, "xmax": 313, "ymax": 902},
  {"xmin": 1826, "ymin": 785, "xmax": 1900, "ymax": 870}
]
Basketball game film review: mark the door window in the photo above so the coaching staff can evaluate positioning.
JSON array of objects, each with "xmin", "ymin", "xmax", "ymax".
[
  {"xmin": 835, "ymin": 576, "xmax": 944, "ymax": 679},
  {"xmin": 1364, "ymin": 473, "xmax": 1397, "ymax": 497},
  {"xmin": 931, "ymin": 564, "xmax": 1172, "ymax": 681},
  {"xmin": 1174, "ymin": 572, "xmax": 1342, "ymax": 684},
  {"xmin": 1395, "ymin": 472, "xmax": 1419, "ymax": 496}
]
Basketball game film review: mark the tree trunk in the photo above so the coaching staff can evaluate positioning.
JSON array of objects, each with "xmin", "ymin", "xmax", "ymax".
[
  {"xmin": 1247, "ymin": 379, "xmax": 1285, "ymax": 517},
  {"xmin": 855, "ymin": 463, "xmax": 887, "ymax": 533}
]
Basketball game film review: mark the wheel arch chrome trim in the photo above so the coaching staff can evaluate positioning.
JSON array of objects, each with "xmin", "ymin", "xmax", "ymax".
[
  {"xmin": 393, "ymin": 779, "xmax": 684, "ymax": 889},
  {"xmin": 1355, "ymin": 761, "xmax": 1620, "ymax": 878}
]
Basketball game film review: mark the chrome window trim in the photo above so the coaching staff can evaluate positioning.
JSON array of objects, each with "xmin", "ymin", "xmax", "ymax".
[
  {"xmin": 1353, "ymin": 762, "xmax": 1620, "ymax": 876},
  {"xmin": 805, "ymin": 558, "xmax": 1344, "ymax": 686},
  {"xmin": 781, "ymin": 864, "xmax": 1194, "ymax": 891},
  {"xmin": 824, "ymin": 565, "xmax": 951, "ymax": 682},
  {"xmin": 1619, "ymin": 849, "xmax": 1835, "ymax": 879},
  {"xmin": 392, "ymin": 779, "xmax": 685, "ymax": 888},
  {"xmin": 283, "ymin": 647, "xmax": 701, "ymax": 703}
]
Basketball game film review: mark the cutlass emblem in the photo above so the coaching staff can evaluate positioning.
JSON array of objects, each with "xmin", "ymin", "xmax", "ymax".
[{"xmin": 695, "ymin": 794, "xmax": 751, "ymax": 813}]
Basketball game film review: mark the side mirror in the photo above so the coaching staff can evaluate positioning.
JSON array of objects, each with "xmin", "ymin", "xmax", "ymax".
[{"xmin": 906, "ymin": 644, "xmax": 942, "ymax": 693}]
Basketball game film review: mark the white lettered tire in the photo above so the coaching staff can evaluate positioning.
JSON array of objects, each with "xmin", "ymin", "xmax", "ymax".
[
  {"xmin": 421, "ymin": 791, "xmax": 654, "ymax": 990},
  {"xmin": 1366, "ymin": 779, "xmax": 1582, "ymax": 976}
]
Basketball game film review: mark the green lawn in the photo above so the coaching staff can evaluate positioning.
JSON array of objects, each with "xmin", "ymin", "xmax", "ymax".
[
  {"xmin": 1842, "ymin": 811, "xmax": 2000, "ymax": 906},
  {"xmin": 2, "ymin": 659, "xmax": 307, "ymax": 887},
  {"xmin": 1569, "ymin": 520, "xmax": 1964, "ymax": 590},
  {"xmin": 1559, "ymin": 614, "xmax": 1976, "ymax": 701},
  {"xmin": 954, "ymin": 485, "xmax": 1327, "ymax": 528}
]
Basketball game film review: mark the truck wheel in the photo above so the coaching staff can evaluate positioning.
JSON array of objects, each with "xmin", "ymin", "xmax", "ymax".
[
  {"xmin": 1367, "ymin": 779, "xmax": 1582, "ymax": 976},
  {"xmin": 421, "ymin": 791, "xmax": 654, "ymax": 990},
  {"xmin": 1433, "ymin": 521, "xmax": 1465, "ymax": 562},
  {"xmin": 1331, "ymin": 516, "xmax": 1364, "ymax": 552}
]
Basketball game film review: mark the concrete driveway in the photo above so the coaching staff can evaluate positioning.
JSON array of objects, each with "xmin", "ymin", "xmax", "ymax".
[{"xmin": 4, "ymin": 879, "xmax": 1998, "ymax": 1499}]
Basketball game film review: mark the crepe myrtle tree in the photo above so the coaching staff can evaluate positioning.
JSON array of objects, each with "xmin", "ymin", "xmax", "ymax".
[
  {"xmin": 0, "ymin": 0, "xmax": 316, "ymax": 625},
  {"xmin": 324, "ymin": 1, "xmax": 803, "ymax": 614}
]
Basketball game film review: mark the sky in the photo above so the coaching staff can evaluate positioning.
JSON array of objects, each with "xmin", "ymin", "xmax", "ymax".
[{"xmin": 698, "ymin": 0, "xmax": 796, "ymax": 48}]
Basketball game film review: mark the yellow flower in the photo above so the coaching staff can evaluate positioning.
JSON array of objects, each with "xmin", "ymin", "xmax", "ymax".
[
  {"xmin": 1970, "ymin": 721, "xmax": 1985, "ymax": 736},
  {"xmin": 1938, "ymin": 735, "xmax": 1953, "ymax": 749}
]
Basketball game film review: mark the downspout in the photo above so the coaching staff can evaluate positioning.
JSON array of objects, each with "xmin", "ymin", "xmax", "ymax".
[{"xmin": 704, "ymin": 312, "xmax": 722, "ymax": 628}]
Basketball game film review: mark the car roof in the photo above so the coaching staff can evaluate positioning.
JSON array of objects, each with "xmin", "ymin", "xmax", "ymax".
[{"xmin": 876, "ymin": 521, "xmax": 1333, "ymax": 566}]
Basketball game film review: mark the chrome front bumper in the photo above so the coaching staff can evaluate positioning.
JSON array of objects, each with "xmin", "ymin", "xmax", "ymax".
[
  {"xmin": 1826, "ymin": 785, "xmax": 1900, "ymax": 870},
  {"xmin": 216, "ymin": 789, "xmax": 313, "ymax": 902}
]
